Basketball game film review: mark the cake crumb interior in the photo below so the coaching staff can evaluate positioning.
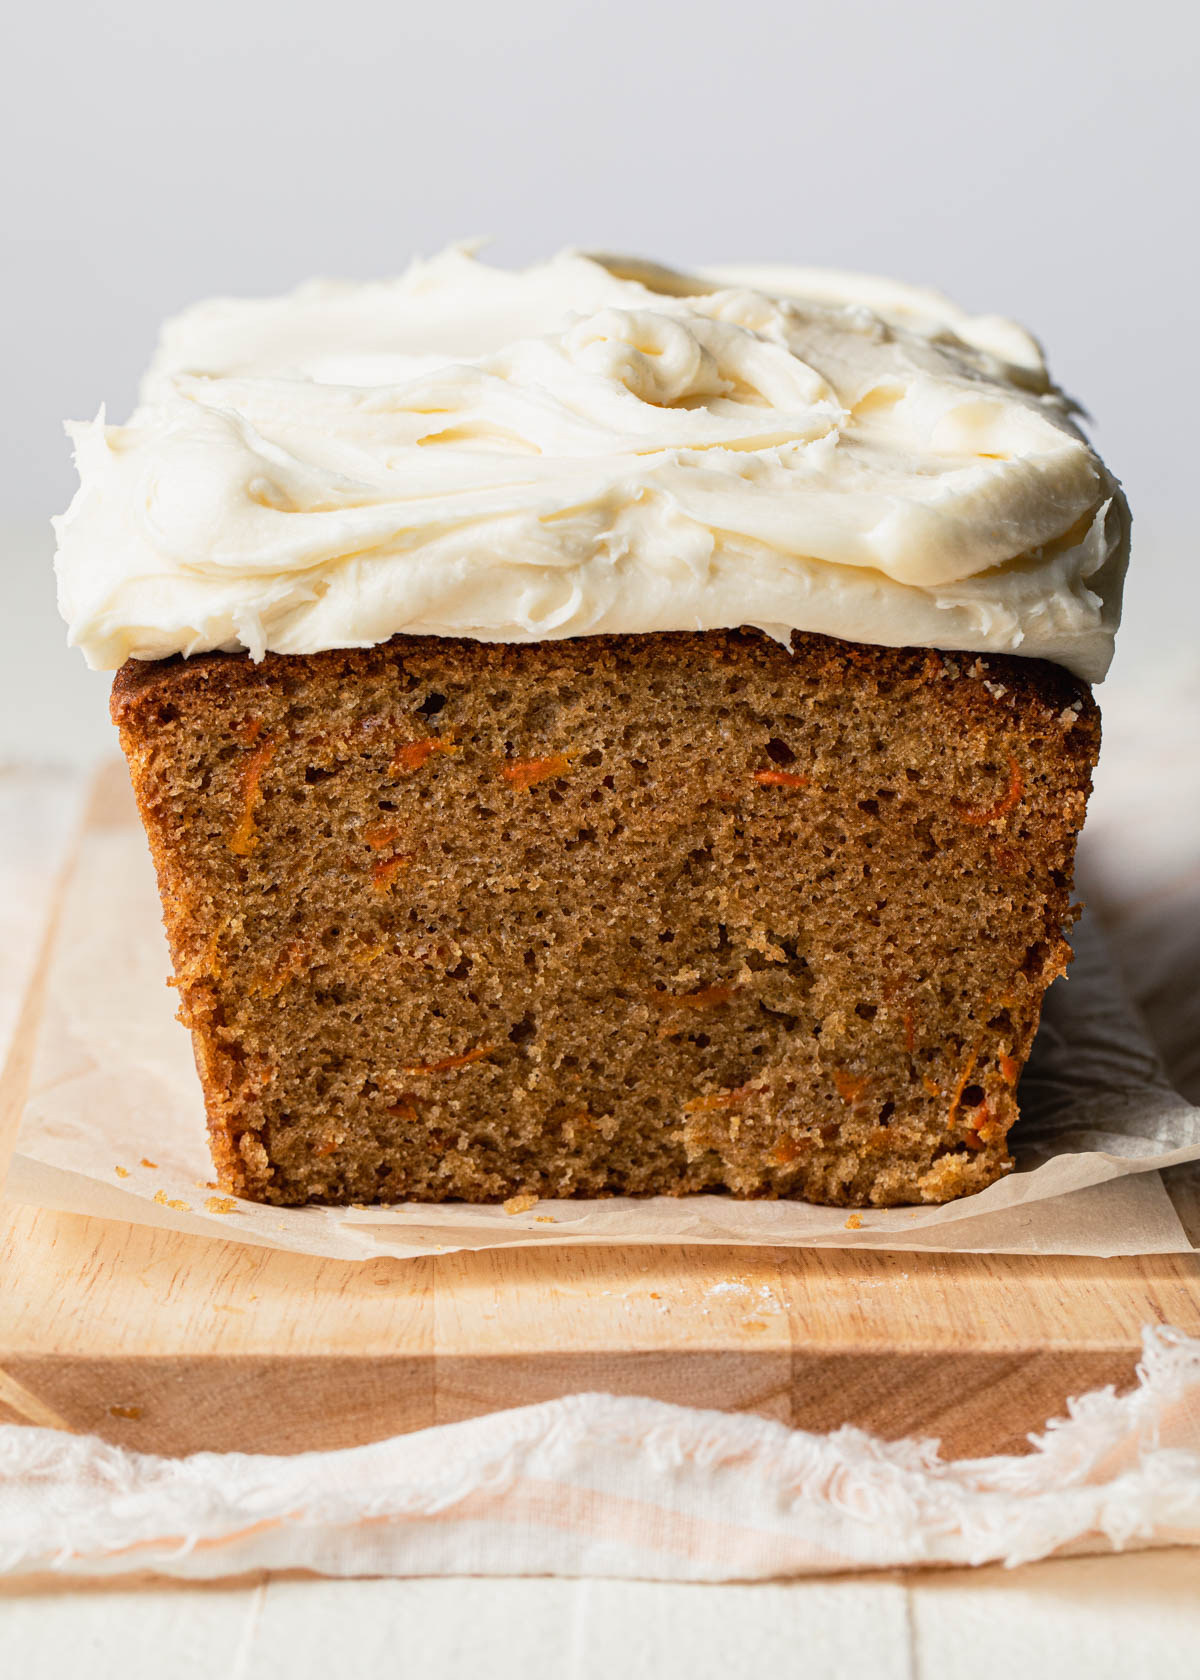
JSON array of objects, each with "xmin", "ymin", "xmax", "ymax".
[{"xmin": 111, "ymin": 629, "xmax": 1099, "ymax": 1208}]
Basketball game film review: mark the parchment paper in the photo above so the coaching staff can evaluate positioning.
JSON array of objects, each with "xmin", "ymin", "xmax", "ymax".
[{"xmin": 8, "ymin": 808, "xmax": 1200, "ymax": 1259}]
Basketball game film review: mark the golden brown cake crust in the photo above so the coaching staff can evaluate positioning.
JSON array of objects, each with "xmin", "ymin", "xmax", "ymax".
[{"xmin": 112, "ymin": 629, "xmax": 1100, "ymax": 1208}]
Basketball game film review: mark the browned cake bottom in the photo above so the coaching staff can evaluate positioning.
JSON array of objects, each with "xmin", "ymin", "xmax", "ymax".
[{"xmin": 111, "ymin": 629, "xmax": 1100, "ymax": 1208}]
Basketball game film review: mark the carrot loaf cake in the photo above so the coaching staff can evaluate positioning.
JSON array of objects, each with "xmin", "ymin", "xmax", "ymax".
[{"xmin": 55, "ymin": 249, "xmax": 1128, "ymax": 1207}]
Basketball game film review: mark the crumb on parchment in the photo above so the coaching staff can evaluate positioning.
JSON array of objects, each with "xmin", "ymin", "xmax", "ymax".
[
  {"xmin": 140, "ymin": 1158, "xmax": 158, "ymax": 1170},
  {"xmin": 153, "ymin": 1189, "xmax": 191, "ymax": 1212},
  {"xmin": 205, "ymin": 1196, "xmax": 239, "ymax": 1215},
  {"xmin": 844, "ymin": 1213, "xmax": 863, "ymax": 1230},
  {"xmin": 503, "ymin": 1192, "xmax": 539, "ymax": 1216},
  {"xmin": 114, "ymin": 1166, "xmax": 130, "ymax": 1178}
]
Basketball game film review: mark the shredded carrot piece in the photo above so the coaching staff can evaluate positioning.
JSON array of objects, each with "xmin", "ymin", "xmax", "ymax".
[
  {"xmin": 771, "ymin": 1136, "xmax": 802, "ymax": 1166},
  {"xmin": 313, "ymin": 1133, "xmax": 342, "ymax": 1158},
  {"xmin": 404, "ymin": 1045, "xmax": 495, "ymax": 1075},
  {"xmin": 1000, "ymin": 1053, "xmax": 1020, "ymax": 1085},
  {"xmin": 753, "ymin": 769, "xmax": 810, "ymax": 789},
  {"xmin": 254, "ymin": 939, "xmax": 309, "ymax": 998},
  {"xmin": 239, "ymin": 714, "xmax": 265, "ymax": 745},
  {"xmin": 648, "ymin": 985, "xmax": 737, "ymax": 1011},
  {"xmin": 651, "ymin": 985, "xmax": 738, "ymax": 1040},
  {"xmin": 922, "ymin": 1076, "xmax": 942, "ymax": 1098},
  {"xmin": 200, "ymin": 921, "xmax": 227, "ymax": 981},
  {"xmin": 502, "ymin": 753, "xmax": 572, "ymax": 790},
  {"xmin": 968, "ymin": 1100, "xmax": 1006, "ymax": 1145},
  {"xmin": 946, "ymin": 1050, "xmax": 979, "ymax": 1127},
  {"xmin": 961, "ymin": 1129, "xmax": 986, "ymax": 1152},
  {"xmin": 371, "ymin": 854, "xmax": 412, "ymax": 893},
  {"xmin": 229, "ymin": 737, "xmax": 275, "ymax": 856},
  {"xmin": 903, "ymin": 1006, "xmax": 916, "ymax": 1054},
  {"xmin": 832, "ymin": 1069, "xmax": 868, "ymax": 1104},
  {"xmin": 364, "ymin": 819, "xmax": 403, "ymax": 850},
  {"xmin": 392, "ymin": 736, "xmax": 456, "ymax": 775},
  {"xmin": 956, "ymin": 754, "xmax": 1023, "ymax": 825},
  {"xmin": 683, "ymin": 1083, "xmax": 757, "ymax": 1114}
]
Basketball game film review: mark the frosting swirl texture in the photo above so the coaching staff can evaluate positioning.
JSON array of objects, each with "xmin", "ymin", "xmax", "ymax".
[{"xmin": 55, "ymin": 247, "xmax": 1127, "ymax": 678}]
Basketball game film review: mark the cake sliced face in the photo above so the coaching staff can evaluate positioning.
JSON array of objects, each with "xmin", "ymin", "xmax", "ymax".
[
  {"xmin": 112, "ymin": 630, "xmax": 1097, "ymax": 1208},
  {"xmin": 58, "ymin": 248, "xmax": 1125, "ymax": 1207}
]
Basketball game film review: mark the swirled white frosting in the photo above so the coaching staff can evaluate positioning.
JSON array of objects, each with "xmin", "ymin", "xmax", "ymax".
[{"xmin": 54, "ymin": 246, "xmax": 1128, "ymax": 679}]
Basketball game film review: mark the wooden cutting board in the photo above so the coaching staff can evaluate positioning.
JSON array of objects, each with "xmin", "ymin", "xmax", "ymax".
[{"xmin": 2, "ymin": 768, "xmax": 1198, "ymax": 1462}]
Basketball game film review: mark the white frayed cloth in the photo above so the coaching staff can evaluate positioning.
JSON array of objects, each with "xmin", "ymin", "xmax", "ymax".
[{"xmin": 3, "ymin": 1325, "xmax": 1200, "ymax": 1581}]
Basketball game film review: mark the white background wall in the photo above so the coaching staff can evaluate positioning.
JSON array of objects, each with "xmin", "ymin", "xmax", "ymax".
[{"xmin": 4, "ymin": 0, "xmax": 1197, "ymax": 762}]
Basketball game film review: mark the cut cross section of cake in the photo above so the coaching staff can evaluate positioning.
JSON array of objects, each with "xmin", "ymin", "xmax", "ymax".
[
  {"xmin": 56, "ymin": 248, "xmax": 1128, "ymax": 1207},
  {"xmin": 111, "ymin": 630, "xmax": 1098, "ymax": 1207}
]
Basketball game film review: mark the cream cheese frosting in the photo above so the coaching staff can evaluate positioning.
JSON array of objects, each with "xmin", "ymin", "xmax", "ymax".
[{"xmin": 54, "ymin": 246, "xmax": 1128, "ymax": 679}]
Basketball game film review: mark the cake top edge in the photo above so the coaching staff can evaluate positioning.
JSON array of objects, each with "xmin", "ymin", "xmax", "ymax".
[{"xmin": 54, "ymin": 244, "xmax": 1128, "ymax": 681}]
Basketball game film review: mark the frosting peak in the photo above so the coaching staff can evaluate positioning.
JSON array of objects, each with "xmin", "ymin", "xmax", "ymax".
[{"xmin": 55, "ymin": 247, "xmax": 1127, "ymax": 678}]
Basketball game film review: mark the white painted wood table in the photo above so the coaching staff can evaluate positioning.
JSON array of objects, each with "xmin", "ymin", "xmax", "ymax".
[{"xmin": 5, "ymin": 1553, "xmax": 1200, "ymax": 1680}]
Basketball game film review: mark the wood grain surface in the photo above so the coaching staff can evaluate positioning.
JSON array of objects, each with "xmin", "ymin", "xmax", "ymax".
[
  {"xmin": 4, "ymin": 1200, "xmax": 1199, "ymax": 1458},
  {"xmin": 2, "ymin": 766, "xmax": 1198, "ymax": 1462}
]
